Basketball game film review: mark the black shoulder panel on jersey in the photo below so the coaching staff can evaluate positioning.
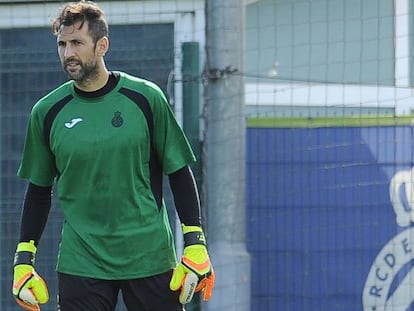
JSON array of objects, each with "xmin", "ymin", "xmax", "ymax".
[
  {"xmin": 43, "ymin": 94, "xmax": 73, "ymax": 147},
  {"xmin": 118, "ymin": 87, "xmax": 163, "ymax": 209},
  {"xmin": 119, "ymin": 87, "xmax": 154, "ymax": 138}
]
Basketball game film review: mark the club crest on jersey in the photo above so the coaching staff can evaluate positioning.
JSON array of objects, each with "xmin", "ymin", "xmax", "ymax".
[
  {"xmin": 363, "ymin": 167, "xmax": 414, "ymax": 310},
  {"xmin": 112, "ymin": 111, "xmax": 123, "ymax": 128}
]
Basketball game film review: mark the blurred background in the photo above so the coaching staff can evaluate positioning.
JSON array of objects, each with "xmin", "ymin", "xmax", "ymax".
[{"xmin": 1, "ymin": 0, "xmax": 414, "ymax": 310}]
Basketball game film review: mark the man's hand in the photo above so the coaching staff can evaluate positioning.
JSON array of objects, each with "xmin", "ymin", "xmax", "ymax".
[
  {"xmin": 170, "ymin": 225, "xmax": 215, "ymax": 304},
  {"xmin": 13, "ymin": 241, "xmax": 49, "ymax": 311}
]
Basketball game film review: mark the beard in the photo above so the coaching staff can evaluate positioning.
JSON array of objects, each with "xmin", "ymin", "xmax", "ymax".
[{"xmin": 63, "ymin": 57, "xmax": 99, "ymax": 84}]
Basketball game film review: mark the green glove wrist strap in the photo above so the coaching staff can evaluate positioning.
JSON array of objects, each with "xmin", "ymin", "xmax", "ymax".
[
  {"xmin": 184, "ymin": 231, "xmax": 206, "ymax": 247},
  {"xmin": 14, "ymin": 251, "xmax": 35, "ymax": 267}
]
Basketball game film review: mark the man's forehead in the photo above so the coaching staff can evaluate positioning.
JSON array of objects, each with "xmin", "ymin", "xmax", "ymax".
[{"xmin": 58, "ymin": 21, "xmax": 88, "ymax": 37}]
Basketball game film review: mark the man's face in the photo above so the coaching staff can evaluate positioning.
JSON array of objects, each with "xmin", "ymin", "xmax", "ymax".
[{"xmin": 57, "ymin": 21, "xmax": 99, "ymax": 83}]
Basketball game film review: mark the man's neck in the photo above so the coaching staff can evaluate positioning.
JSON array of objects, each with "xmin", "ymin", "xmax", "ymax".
[{"xmin": 74, "ymin": 68, "xmax": 110, "ymax": 92}]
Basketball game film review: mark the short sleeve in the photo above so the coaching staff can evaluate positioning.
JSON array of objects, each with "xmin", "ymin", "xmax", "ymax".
[
  {"xmin": 150, "ymin": 86, "xmax": 196, "ymax": 175},
  {"xmin": 17, "ymin": 104, "xmax": 58, "ymax": 186}
]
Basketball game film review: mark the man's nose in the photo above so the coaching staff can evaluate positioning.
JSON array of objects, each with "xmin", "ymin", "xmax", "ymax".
[{"xmin": 64, "ymin": 45, "xmax": 75, "ymax": 58}]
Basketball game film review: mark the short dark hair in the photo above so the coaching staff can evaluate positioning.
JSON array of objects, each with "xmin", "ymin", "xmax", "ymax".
[{"xmin": 52, "ymin": 1, "xmax": 108, "ymax": 44}]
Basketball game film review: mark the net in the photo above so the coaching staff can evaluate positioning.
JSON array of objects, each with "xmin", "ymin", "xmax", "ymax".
[
  {"xmin": 1, "ymin": 0, "xmax": 414, "ymax": 311},
  {"xmin": 245, "ymin": 1, "xmax": 414, "ymax": 311}
]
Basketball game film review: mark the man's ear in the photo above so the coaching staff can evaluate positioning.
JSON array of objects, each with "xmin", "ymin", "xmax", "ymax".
[{"xmin": 96, "ymin": 36, "xmax": 109, "ymax": 56}]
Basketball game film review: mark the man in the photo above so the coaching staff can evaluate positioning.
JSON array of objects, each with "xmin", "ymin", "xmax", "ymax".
[{"xmin": 12, "ymin": 1, "xmax": 215, "ymax": 311}]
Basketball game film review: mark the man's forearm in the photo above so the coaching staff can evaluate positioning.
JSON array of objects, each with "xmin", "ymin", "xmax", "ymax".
[
  {"xmin": 19, "ymin": 183, "xmax": 53, "ymax": 245},
  {"xmin": 168, "ymin": 166, "xmax": 202, "ymax": 226}
]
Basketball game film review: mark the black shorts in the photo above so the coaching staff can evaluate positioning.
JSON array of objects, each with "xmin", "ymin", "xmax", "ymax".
[{"xmin": 57, "ymin": 270, "xmax": 184, "ymax": 311}]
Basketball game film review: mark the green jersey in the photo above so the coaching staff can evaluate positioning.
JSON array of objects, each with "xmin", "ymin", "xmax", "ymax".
[{"xmin": 18, "ymin": 71, "xmax": 196, "ymax": 279}]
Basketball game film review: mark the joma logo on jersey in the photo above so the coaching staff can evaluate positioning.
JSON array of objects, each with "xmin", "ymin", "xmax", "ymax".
[
  {"xmin": 64, "ymin": 117, "xmax": 83, "ymax": 129},
  {"xmin": 363, "ymin": 168, "xmax": 414, "ymax": 310}
]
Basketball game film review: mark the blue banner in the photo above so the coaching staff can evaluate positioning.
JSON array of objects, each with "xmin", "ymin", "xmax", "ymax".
[{"xmin": 247, "ymin": 126, "xmax": 414, "ymax": 311}]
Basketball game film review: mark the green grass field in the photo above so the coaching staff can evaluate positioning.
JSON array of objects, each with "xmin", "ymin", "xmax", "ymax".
[{"xmin": 247, "ymin": 115, "xmax": 414, "ymax": 128}]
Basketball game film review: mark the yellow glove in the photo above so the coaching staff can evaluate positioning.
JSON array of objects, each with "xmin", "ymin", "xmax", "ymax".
[
  {"xmin": 170, "ymin": 225, "xmax": 215, "ymax": 304},
  {"xmin": 13, "ymin": 241, "xmax": 49, "ymax": 311}
]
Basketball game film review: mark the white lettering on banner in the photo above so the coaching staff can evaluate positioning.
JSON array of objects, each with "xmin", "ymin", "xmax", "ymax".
[
  {"xmin": 363, "ymin": 168, "xmax": 414, "ymax": 311},
  {"xmin": 363, "ymin": 230, "xmax": 414, "ymax": 310}
]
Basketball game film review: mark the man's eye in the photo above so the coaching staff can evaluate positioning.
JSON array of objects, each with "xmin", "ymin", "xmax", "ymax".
[{"xmin": 58, "ymin": 41, "xmax": 65, "ymax": 47}]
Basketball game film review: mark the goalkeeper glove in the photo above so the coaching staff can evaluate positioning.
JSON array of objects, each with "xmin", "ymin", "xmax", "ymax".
[
  {"xmin": 170, "ymin": 225, "xmax": 215, "ymax": 304},
  {"xmin": 13, "ymin": 240, "xmax": 49, "ymax": 311}
]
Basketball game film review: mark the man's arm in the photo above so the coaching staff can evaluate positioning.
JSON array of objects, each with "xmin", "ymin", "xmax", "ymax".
[
  {"xmin": 19, "ymin": 183, "xmax": 53, "ymax": 244},
  {"xmin": 168, "ymin": 166, "xmax": 201, "ymax": 226},
  {"xmin": 13, "ymin": 182, "xmax": 52, "ymax": 310},
  {"xmin": 168, "ymin": 166, "xmax": 215, "ymax": 304}
]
